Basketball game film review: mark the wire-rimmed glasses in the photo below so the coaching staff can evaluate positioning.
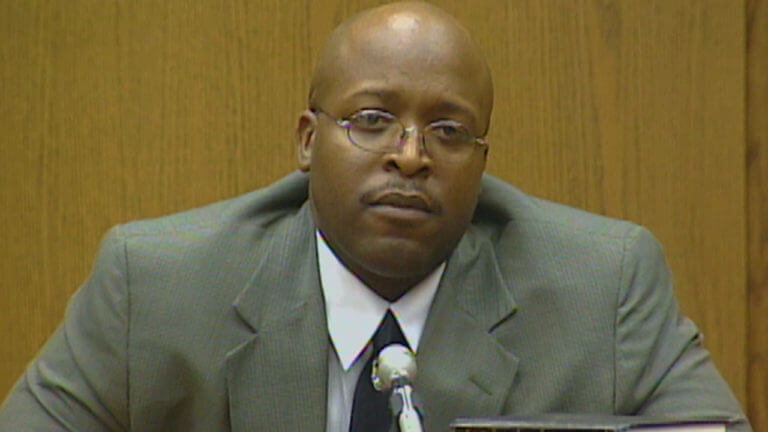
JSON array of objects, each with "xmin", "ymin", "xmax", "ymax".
[{"xmin": 313, "ymin": 108, "xmax": 488, "ymax": 164}]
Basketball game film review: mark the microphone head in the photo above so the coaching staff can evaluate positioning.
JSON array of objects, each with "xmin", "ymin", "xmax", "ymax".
[{"xmin": 371, "ymin": 344, "xmax": 417, "ymax": 391}]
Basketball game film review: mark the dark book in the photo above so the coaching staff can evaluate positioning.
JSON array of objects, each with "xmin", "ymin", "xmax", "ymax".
[{"xmin": 450, "ymin": 414, "xmax": 732, "ymax": 432}]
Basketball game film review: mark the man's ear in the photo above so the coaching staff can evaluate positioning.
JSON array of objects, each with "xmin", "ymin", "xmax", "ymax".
[{"xmin": 296, "ymin": 110, "xmax": 318, "ymax": 172}]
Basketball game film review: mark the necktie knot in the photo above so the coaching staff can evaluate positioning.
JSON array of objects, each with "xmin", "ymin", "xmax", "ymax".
[{"xmin": 373, "ymin": 310, "xmax": 410, "ymax": 354}]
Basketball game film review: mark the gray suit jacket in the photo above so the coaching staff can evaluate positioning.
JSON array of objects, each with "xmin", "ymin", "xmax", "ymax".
[{"xmin": 0, "ymin": 172, "xmax": 749, "ymax": 431}]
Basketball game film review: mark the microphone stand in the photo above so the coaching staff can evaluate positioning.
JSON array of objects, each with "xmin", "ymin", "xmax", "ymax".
[{"xmin": 388, "ymin": 377, "xmax": 423, "ymax": 432}]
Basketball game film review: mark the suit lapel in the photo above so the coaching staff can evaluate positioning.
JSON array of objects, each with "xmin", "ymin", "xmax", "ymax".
[
  {"xmin": 417, "ymin": 226, "xmax": 520, "ymax": 431},
  {"xmin": 225, "ymin": 203, "xmax": 328, "ymax": 432}
]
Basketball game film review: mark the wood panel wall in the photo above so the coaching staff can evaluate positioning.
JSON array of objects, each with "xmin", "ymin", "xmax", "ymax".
[
  {"xmin": 1, "ymin": 0, "xmax": 762, "ymax": 429},
  {"xmin": 748, "ymin": 0, "xmax": 768, "ymax": 429}
]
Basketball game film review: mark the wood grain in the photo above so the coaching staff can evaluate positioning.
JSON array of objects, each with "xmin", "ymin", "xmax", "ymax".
[
  {"xmin": 747, "ymin": 0, "xmax": 768, "ymax": 429},
  {"xmin": 0, "ymin": 0, "xmax": 754, "ymax": 417}
]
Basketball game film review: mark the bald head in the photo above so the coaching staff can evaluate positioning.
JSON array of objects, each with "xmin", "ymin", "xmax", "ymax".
[{"xmin": 309, "ymin": 1, "xmax": 494, "ymax": 133}]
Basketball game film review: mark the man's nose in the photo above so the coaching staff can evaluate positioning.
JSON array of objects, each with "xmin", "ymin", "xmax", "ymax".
[{"xmin": 383, "ymin": 127, "xmax": 433, "ymax": 177}]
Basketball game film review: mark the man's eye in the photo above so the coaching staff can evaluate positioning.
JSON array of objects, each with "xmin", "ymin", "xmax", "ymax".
[
  {"xmin": 431, "ymin": 122, "xmax": 468, "ymax": 142},
  {"xmin": 351, "ymin": 111, "xmax": 393, "ymax": 130},
  {"xmin": 436, "ymin": 125, "xmax": 459, "ymax": 136}
]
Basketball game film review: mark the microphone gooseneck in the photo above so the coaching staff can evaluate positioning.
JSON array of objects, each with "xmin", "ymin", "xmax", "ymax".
[{"xmin": 372, "ymin": 344, "xmax": 424, "ymax": 432}]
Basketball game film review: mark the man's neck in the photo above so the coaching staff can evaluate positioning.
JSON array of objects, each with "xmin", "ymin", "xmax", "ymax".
[{"xmin": 358, "ymin": 273, "xmax": 424, "ymax": 302}]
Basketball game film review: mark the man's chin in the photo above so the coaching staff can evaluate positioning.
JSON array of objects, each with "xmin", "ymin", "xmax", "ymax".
[{"xmin": 355, "ymin": 244, "xmax": 444, "ymax": 282}]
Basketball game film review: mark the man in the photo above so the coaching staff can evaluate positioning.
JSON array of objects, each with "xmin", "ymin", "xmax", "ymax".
[{"xmin": 0, "ymin": 2, "xmax": 751, "ymax": 431}]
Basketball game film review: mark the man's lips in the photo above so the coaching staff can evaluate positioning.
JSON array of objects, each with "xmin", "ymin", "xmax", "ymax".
[
  {"xmin": 362, "ymin": 189, "xmax": 438, "ymax": 214},
  {"xmin": 370, "ymin": 192, "xmax": 433, "ymax": 213}
]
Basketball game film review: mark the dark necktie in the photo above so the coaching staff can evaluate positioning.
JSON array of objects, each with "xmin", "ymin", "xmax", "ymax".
[{"xmin": 349, "ymin": 310, "xmax": 410, "ymax": 432}]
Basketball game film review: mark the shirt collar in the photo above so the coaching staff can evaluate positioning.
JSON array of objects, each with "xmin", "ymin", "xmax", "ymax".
[{"xmin": 316, "ymin": 231, "xmax": 444, "ymax": 371}]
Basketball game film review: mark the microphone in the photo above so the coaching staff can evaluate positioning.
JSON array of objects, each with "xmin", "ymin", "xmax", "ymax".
[{"xmin": 372, "ymin": 344, "xmax": 424, "ymax": 432}]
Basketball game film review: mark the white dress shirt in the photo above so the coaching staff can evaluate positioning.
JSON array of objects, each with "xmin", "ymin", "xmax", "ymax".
[{"xmin": 316, "ymin": 231, "xmax": 444, "ymax": 432}]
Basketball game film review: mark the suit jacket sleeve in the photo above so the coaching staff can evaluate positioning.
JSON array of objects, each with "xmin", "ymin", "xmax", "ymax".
[
  {"xmin": 614, "ymin": 227, "xmax": 750, "ymax": 431},
  {"xmin": 0, "ymin": 227, "xmax": 129, "ymax": 431}
]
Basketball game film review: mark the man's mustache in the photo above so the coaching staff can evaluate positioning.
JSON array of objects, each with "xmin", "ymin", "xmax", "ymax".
[{"xmin": 360, "ymin": 180, "xmax": 442, "ymax": 215}]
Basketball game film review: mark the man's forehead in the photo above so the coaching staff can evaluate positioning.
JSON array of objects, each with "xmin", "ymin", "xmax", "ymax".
[{"xmin": 337, "ymin": 84, "xmax": 480, "ymax": 121}]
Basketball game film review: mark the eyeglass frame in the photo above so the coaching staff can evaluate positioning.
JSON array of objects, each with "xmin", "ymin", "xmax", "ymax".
[{"xmin": 311, "ymin": 108, "xmax": 488, "ymax": 162}]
